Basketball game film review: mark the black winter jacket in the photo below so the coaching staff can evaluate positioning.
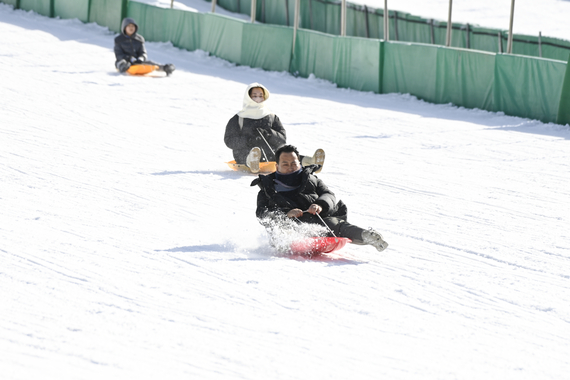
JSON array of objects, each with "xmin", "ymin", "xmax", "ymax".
[
  {"xmin": 251, "ymin": 165, "xmax": 347, "ymax": 221},
  {"xmin": 114, "ymin": 18, "xmax": 147, "ymax": 64},
  {"xmin": 224, "ymin": 114, "xmax": 286, "ymax": 163}
]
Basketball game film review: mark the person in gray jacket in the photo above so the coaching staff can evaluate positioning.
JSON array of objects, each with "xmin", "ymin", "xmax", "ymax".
[
  {"xmin": 114, "ymin": 17, "xmax": 175, "ymax": 75},
  {"xmin": 251, "ymin": 145, "xmax": 389, "ymax": 252}
]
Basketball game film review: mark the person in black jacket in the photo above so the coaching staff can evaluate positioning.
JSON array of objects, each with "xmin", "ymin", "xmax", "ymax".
[
  {"xmin": 251, "ymin": 145, "xmax": 388, "ymax": 252},
  {"xmin": 224, "ymin": 83, "xmax": 324, "ymax": 173},
  {"xmin": 114, "ymin": 17, "xmax": 175, "ymax": 75}
]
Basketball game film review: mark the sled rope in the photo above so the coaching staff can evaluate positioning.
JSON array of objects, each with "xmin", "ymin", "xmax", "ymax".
[
  {"xmin": 298, "ymin": 211, "xmax": 338, "ymax": 241},
  {"xmin": 256, "ymin": 128, "xmax": 275, "ymax": 155}
]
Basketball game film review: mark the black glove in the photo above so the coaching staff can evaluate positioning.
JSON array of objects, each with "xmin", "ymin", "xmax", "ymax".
[
  {"xmin": 117, "ymin": 60, "xmax": 131, "ymax": 73},
  {"xmin": 135, "ymin": 56, "xmax": 145, "ymax": 64}
]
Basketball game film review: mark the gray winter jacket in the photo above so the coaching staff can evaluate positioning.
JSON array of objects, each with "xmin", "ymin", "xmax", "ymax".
[{"xmin": 114, "ymin": 18, "xmax": 147, "ymax": 64}]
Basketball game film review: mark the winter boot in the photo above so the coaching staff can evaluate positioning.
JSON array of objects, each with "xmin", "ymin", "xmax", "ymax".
[
  {"xmin": 160, "ymin": 64, "xmax": 175, "ymax": 76},
  {"xmin": 362, "ymin": 228, "xmax": 389, "ymax": 252},
  {"xmin": 246, "ymin": 147, "xmax": 261, "ymax": 174},
  {"xmin": 301, "ymin": 148, "xmax": 325, "ymax": 173}
]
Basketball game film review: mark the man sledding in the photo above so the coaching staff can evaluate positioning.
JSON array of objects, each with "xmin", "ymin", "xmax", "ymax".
[
  {"xmin": 114, "ymin": 17, "xmax": 175, "ymax": 76},
  {"xmin": 251, "ymin": 144, "xmax": 389, "ymax": 254},
  {"xmin": 224, "ymin": 83, "xmax": 325, "ymax": 173}
]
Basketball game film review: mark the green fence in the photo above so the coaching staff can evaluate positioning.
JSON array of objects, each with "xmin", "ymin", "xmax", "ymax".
[
  {"xmin": 54, "ymin": 0, "xmax": 89, "ymax": 22},
  {"xmin": 291, "ymin": 29, "xmax": 381, "ymax": 93},
  {"xmin": 241, "ymin": 22, "xmax": 293, "ymax": 73},
  {"xmin": 382, "ymin": 43, "xmax": 496, "ymax": 110},
  {"xmin": 206, "ymin": 0, "xmax": 570, "ymax": 62},
  {"xmin": 20, "ymin": 0, "xmax": 51, "ymax": 16},
  {"xmin": 88, "ymin": 0, "xmax": 127, "ymax": 32},
  {"xmin": 495, "ymin": 54, "xmax": 566, "ymax": 122},
  {"xmin": 2, "ymin": 0, "xmax": 570, "ymax": 125},
  {"xmin": 2, "ymin": 0, "xmax": 18, "ymax": 7}
]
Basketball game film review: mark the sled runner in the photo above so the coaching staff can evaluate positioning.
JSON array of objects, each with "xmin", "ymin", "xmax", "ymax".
[
  {"xmin": 226, "ymin": 160, "xmax": 276, "ymax": 173},
  {"xmin": 290, "ymin": 237, "xmax": 351, "ymax": 255}
]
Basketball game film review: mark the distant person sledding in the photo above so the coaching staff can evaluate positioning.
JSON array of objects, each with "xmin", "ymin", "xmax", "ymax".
[
  {"xmin": 114, "ymin": 17, "xmax": 175, "ymax": 77},
  {"xmin": 224, "ymin": 83, "xmax": 325, "ymax": 174}
]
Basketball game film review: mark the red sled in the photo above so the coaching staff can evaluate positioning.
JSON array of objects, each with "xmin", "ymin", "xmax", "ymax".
[{"xmin": 290, "ymin": 237, "xmax": 351, "ymax": 255}]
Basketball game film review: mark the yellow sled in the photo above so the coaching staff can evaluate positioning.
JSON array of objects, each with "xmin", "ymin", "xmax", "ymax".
[{"xmin": 226, "ymin": 160, "xmax": 276, "ymax": 173}]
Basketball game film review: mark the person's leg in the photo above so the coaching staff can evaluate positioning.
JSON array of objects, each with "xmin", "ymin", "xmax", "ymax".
[
  {"xmin": 159, "ymin": 63, "xmax": 175, "ymax": 76},
  {"xmin": 116, "ymin": 59, "xmax": 130, "ymax": 73},
  {"xmin": 301, "ymin": 149, "xmax": 325, "ymax": 173},
  {"xmin": 361, "ymin": 229, "xmax": 389, "ymax": 252},
  {"xmin": 323, "ymin": 217, "xmax": 388, "ymax": 252},
  {"xmin": 322, "ymin": 217, "xmax": 365, "ymax": 242},
  {"xmin": 145, "ymin": 60, "xmax": 175, "ymax": 76},
  {"xmin": 245, "ymin": 147, "xmax": 261, "ymax": 173}
]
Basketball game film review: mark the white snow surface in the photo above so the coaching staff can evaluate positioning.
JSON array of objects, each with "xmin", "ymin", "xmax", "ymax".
[
  {"xmin": 1, "ymin": 3, "xmax": 570, "ymax": 379},
  {"xmin": 137, "ymin": 0, "xmax": 570, "ymax": 40}
]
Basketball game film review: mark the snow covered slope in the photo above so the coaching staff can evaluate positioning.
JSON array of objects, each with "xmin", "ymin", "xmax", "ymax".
[{"xmin": 1, "ymin": 4, "xmax": 569, "ymax": 379}]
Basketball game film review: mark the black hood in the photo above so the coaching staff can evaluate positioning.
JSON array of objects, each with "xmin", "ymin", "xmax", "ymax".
[{"xmin": 120, "ymin": 17, "xmax": 138, "ymax": 36}]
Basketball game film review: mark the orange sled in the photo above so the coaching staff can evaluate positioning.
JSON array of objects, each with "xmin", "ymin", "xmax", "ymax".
[
  {"xmin": 226, "ymin": 160, "xmax": 276, "ymax": 173},
  {"xmin": 126, "ymin": 64, "xmax": 160, "ymax": 76}
]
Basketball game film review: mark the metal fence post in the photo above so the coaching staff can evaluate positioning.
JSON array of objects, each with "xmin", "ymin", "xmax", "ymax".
[
  {"xmin": 538, "ymin": 31, "xmax": 543, "ymax": 57},
  {"xmin": 364, "ymin": 5, "xmax": 370, "ymax": 38},
  {"xmin": 262, "ymin": 0, "xmax": 265, "ymax": 22},
  {"xmin": 340, "ymin": 0, "xmax": 346, "ymax": 36},
  {"xmin": 309, "ymin": 0, "xmax": 313, "ymax": 30},
  {"xmin": 507, "ymin": 0, "xmax": 515, "ymax": 54},
  {"xmin": 211, "ymin": 0, "xmax": 216, "ymax": 13},
  {"xmin": 292, "ymin": 0, "xmax": 299, "ymax": 53},
  {"xmin": 251, "ymin": 0, "xmax": 256, "ymax": 22},
  {"xmin": 446, "ymin": 0, "xmax": 453, "ymax": 47},
  {"xmin": 393, "ymin": 11, "xmax": 398, "ymax": 41},
  {"xmin": 121, "ymin": 0, "xmax": 128, "ymax": 21},
  {"xmin": 498, "ymin": 32, "xmax": 503, "ymax": 53},
  {"xmin": 383, "ymin": 0, "xmax": 389, "ymax": 41}
]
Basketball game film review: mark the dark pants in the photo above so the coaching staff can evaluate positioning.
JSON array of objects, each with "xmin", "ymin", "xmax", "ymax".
[
  {"xmin": 115, "ymin": 59, "xmax": 165, "ymax": 70},
  {"xmin": 297, "ymin": 214, "xmax": 365, "ymax": 244}
]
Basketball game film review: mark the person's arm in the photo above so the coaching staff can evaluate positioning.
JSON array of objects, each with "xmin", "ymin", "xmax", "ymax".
[
  {"xmin": 313, "ymin": 178, "xmax": 336, "ymax": 215},
  {"xmin": 254, "ymin": 179, "xmax": 295, "ymax": 219},
  {"xmin": 114, "ymin": 36, "xmax": 129, "ymax": 62},
  {"xmin": 136, "ymin": 35, "xmax": 148, "ymax": 62},
  {"xmin": 224, "ymin": 115, "xmax": 253, "ymax": 151},
  {"xmin": 264, "ymin": 115, "xmax": 286, "ymax": 147},
  {"xmin": 256, "ymin": 190, "xmax": 271, "ymax": 219}
]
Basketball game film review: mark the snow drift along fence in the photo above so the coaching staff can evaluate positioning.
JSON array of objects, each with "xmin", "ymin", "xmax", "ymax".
[{"xmin": 3, "ymin": 0, "xmax": 570, "ymax": 125}]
